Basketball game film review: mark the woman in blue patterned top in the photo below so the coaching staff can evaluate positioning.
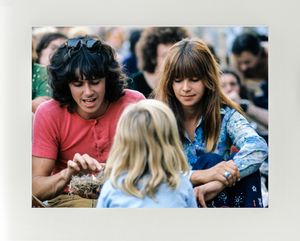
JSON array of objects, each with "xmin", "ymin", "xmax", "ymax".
[{"xmin": 154, "ymin": 38, "xmax": 268, "ymax": 207}]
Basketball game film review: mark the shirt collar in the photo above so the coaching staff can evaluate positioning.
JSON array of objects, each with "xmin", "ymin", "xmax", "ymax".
[{"xmin": 183, "ymin": 107, "xmax": 227, "ymax": 141}]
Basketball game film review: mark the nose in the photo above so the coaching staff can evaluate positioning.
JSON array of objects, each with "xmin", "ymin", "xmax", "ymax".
[
  {"xmin": 83, "ymin": 82, "xmax": 93, "ymax": 96},
  {"xmin": 182, "ymin": 79, "xmax": 191, "ymax": 92}
]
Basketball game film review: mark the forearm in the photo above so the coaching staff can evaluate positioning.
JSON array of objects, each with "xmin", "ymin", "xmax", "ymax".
[
  {"xmin": 234, "ymin": 145, "xmax": 268, "ymax": 179},
  {"xmin": 32, "ymin": 168, "xmax": 74, "ymax": 201},
  {"xmin": 190, "ymin": 169, "xmax": 211, "ymax": 186},
  {"xmin": 194, "ymin": 181, "xmax": 226, "ymax": 207},
  {"xmin": 227, "ymin": 110, "xmax": 268, "ymax": 179},
  {"xmin": 238, "ymin": 163, "xmax": 261, "ymax": 179},
  {"xmin": 202, "ymin": 181, "xmax": 225, "ymax": 201},
  {"xmin": 246, "ymin": 103, "xmax": 268, "ymax": 128}
]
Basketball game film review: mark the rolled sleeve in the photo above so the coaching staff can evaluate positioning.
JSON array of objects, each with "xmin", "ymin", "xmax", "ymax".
[{"xmin": 226, "ymin": 110, "xmax": 268, "ymax": 178}]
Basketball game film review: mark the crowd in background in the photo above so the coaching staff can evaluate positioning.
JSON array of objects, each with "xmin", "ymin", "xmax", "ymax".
[{"xmin": 32, "ymin": 26, "xmax": 268, "ymax": 208}]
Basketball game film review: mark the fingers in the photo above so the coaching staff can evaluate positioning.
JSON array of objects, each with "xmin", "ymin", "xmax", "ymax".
[
  {"xmin": 226, "ymin": 160, "xmax": 240, "ymax": 177},
  {"xmin": 81, "ymin": 153, "xmax": 103, "ymax": 171},
  {"xmin": 194, "ymin": 186, "xmax": 207, "ymax": 208},
  {"xmin": 68, "ymin": 153, "xmax": 103, "ymax": 173},
  {"xmin": 74, "ymin": 153, "xmax": 88, "ymax": 169},
  {"xmin": 67, "ymin": 159, "xmax": 81, "ymax": 172},
  {"xmin": 225, "ymin": 160, "xmax": 240, "ymax": 186},
  {"xmin": 209, "ymin": 160, "xmax": 240, "ymax": 187},
  {"xmin": 209, "ymin": 161, "xmax": 230, "ymax": 185}
]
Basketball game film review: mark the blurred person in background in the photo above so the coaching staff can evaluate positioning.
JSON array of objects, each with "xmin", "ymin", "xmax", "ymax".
[
  {"xmin": 36, "ymin": 32, "xmax": 67, "ymax": 66},
  {"xmin": 129, "ymin": 27, "xmax": 190, "ymax": 98},
  {"xmin": 231, "ymin": 31, "xmax": 268, "ymax": 110},
  {"xmin": 220, "ymin": 69, "xmax": 268, "ymax": 132},
  {"xmin": 67, "ymin": 26, "xmax": 92, "ymax": 38},
  {"xmin": 99, "ymin": 27, "xmax": 127, "ymax": 62},
  {"xmin": 122, "ymin": 29, "xmax": 142, "ymax": 76},
  {"xmin": 220, "ymin": 69, "xmax": 269, "ymax": 207},
  {"xmin": 32, "ymin": 39, "xmax": 51, "ymax": 113}
]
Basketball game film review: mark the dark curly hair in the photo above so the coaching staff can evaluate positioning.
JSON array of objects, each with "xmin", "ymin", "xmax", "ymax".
[
  {"xmin": 136, "ymin": 27, "xmax": 190, "ymax": 73},
  {"xmin": 231, "ymin": 32, "xmax": 262, "ymax": 56},
  {"xmin": 48, "ymin": 36, "xmax": 126, "ymax": 112}
]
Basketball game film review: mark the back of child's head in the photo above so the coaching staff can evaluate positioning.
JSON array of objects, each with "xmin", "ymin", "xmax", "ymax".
[{"xmin": 105, "ymin": 99, "xmax": 190, "ymax": 198}]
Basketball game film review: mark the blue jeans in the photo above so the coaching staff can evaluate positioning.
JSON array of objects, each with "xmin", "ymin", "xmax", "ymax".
[{"xmin": 192, "ymin": 150, "xmax": 263, "ymax": 208}]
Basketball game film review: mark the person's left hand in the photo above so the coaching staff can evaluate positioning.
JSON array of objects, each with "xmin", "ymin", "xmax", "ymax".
[{"xmin": 194, "ymin": 181, "xmax": 225, "ymax": 207}]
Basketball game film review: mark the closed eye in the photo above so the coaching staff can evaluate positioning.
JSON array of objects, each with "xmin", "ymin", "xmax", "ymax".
[
  {"xmin": 90, "ymin": 79, "xmax": 101, "ymax": 85},
  {"xmin": 71, "ymin": 81, "xmax": 83, "ymax": 87},
  {"xmin": 190, "ymin": 77, "xmax": 200, "ymax": 82},
  {"xmin": 174, "ymin": 78, "xmax": 183, "ymax": 83}
]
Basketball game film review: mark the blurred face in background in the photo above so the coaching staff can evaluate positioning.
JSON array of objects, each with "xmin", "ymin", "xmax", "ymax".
[
  {"xmin": 39, "ymin": 37, "xmax": 66, "ymax": 66},
  {"xmin": 233, "ymin": 51, "xmax": 260, "ymax": 77},
  {"xmin": 220, "ymin": 73, "xmax": 240, "ymax": 95},
  {"xmin": 156, "ymin": 43, "xmax": 173, "ymax": 73},
  {"xmin": 105, "ymin": 27, "xmax": 125, "ymax": 50}
]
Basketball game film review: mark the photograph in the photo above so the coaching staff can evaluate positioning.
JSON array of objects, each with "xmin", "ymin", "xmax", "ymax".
[
  {"xmin": 31, "ymin": 26, "xmax": 269, "ymax": 209},
  {"xmin": 1, "ymin": 0, "xmax": 300, "ymax": 240}
]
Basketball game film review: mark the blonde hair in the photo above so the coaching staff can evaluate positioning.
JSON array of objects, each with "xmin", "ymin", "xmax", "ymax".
[
  {"xmin": 154, "ymin": 38, "xmax": 243, "ymax": 152},
  {"xmin": 105, "ymin": 99, "xmax": 190, "ymax": 198}
]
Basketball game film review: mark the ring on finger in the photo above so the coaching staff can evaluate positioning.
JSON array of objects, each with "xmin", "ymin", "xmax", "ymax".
[{"xmin": 224, "ymin": 171, "xmax": 232, "ymax": 179}]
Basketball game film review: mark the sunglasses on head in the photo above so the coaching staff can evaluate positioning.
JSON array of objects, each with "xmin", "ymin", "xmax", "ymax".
[
  {"xmin": 63, "ymin": 37, "xmax": 100, "ymax": 60},
  {"xmin": 65, "ymin": 38, "xmax": 99, "ymax": 50}
]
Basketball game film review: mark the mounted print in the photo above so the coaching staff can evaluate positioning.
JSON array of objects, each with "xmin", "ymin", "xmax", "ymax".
[{"xmin": 31, "ymin": 26, "xmax": 269, "ymax": 208}]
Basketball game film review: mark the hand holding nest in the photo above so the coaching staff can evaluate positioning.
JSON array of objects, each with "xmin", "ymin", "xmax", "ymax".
[{"xmin": 66, "ymin": 153, "xmax": 106, "ymax": 199}]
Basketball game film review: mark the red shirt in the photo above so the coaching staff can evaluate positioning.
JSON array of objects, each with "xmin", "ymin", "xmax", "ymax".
[{"xmin": 32, "ymin": 89, "xmax": 145, "ymax": 175}]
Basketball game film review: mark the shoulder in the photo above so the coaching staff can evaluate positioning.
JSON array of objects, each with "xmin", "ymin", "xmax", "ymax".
[
  {"xmin": 221, "ymin": 106, "xmax": 237, "ymax": 120},
  {"xmin": 97, "ymin": 179, "xmax": 114, "ymax": 208},
  {"xmin": 33, "ymin": 63, "xmax": 47, "ymax": 74},
  {"xmin": 100, "ymin": 179, "xmax": 114, "ymax": 194},
  {"xmin": 122, "ymin": 89, "xmax": 146, "ymax": 101},
  {"xmin": 179, "ymin": 173, "xmax": 193, "ymax": 187},
  {"xmin": 221, "ymin": 106, "xmax": 245, "ymax": 120},
  {"xmin": 108, "ymin": 90, "xmax": 144, "ymax": 116},
  {"xmin": 35, "ymin": 99, "xmax": 66, "ymax": 117},
  {"xmin": 178, "ymin": 174, "xmax": 197, "ymax": 206},
  {"xmin": 32, "ymin": 63, "xmax": 48, "ymax": 80},
  {"xmin": 99, "ymin": 175, "xmax": 124, "ymax": 199}
]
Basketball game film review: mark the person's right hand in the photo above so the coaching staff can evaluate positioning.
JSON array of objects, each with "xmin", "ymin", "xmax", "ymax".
[
  {"xmin": 227, "ymin": 91, "xmax": 241, "ymax": 103},
  {"xmin": 204, "ymin": 160, "xmax": 240, "ymax": 187},
  {"xmin": 67, "ymin": 153, "xmax": 104, "ymax": 175}
]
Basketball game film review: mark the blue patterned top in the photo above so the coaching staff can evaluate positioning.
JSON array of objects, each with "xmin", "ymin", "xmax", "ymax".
[{"xmin": 184, "ymin": 106, "xmax": 268, "ymax": 178}]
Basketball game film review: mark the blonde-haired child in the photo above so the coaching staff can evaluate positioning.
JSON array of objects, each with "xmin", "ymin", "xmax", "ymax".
[{"xmin": 97, "ymin": 99, "xmax": 197, "ymax": 208}]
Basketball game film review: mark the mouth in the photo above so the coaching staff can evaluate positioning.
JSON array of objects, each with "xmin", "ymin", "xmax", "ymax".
[
  {"xmin": 82, "ymin": 97, "xmax": 97, "ymax": 107},
  {"xmin": 181, "ymin": 95, "xmax": 194, "ymax": 98}
]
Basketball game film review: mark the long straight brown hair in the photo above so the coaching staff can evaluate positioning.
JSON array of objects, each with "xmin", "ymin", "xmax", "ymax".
[{"xmin": 154, "ymin": 38, "xmax": 243, "ymax": 152}]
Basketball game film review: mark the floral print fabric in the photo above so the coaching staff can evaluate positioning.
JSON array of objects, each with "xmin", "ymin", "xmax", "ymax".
[{"xmin": 183, "ymin": 106, "xmax": 268, "ymax": 179}]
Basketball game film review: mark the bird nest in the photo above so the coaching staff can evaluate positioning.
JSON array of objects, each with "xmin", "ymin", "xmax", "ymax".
[{"xmin": 68, "ymin": 170, "xmax": 105, "ymax": 199}]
